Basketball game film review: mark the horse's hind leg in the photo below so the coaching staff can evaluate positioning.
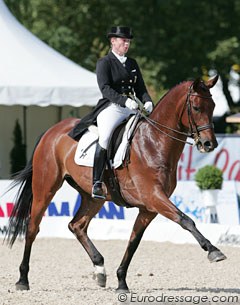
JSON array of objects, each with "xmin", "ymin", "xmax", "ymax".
[
  {"xmin": 16, "ymin": 196, "xmax": 56, "ymax": 290},
  {"xmin": 16, "ymin": 172, "xmax": 62, "ymax": 290},
  {"xmin": 68, "ymin": 190, "xmax": 106, "ymax": 287}
]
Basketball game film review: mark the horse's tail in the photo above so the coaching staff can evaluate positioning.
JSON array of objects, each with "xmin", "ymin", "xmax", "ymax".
[{"xmin": 5, "ymin": 135, "xmax": 43, "ymax": 247}]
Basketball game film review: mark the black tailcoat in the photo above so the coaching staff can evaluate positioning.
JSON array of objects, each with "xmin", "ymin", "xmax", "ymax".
[{"xmin": 69, "ymin": 51, "xmax": 152, "ymax": 140}]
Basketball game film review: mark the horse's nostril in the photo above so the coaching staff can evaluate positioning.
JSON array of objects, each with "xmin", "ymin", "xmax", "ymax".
[{"xmin": 204, "ymin": 141, "xmax": 213, "ymax": 151}]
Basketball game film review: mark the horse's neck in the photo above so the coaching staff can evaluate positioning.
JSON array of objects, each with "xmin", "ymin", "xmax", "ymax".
[
  {"xmin": 136, "ymin": 83, "xmax": 189, "ymax": 167},
  {"xmin": 150, "ymin": 82, "xmax": 189, "ymax": 129}
]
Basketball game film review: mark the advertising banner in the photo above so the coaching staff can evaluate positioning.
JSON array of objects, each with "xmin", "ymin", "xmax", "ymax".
[
  {"xmin": 179, "ymin": 135, "xmax": 240, "ymax": 181},
  {"xmin": 0, "ymin": 180, "xmax": 239, "ymax": 244}
]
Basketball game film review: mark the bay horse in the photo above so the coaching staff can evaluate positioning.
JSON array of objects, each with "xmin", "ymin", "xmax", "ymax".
[{"xmin": 6, "ymin": 75, "xmax": 226, "ymax": 292}]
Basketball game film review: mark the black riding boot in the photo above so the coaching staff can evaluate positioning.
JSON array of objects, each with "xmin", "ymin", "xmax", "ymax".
[{"xmin": 92, "ymin": 143, "xmax": 107, "ymax": 199}]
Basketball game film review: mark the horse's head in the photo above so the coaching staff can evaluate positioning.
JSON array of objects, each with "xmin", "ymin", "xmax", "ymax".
[{"xmin": 181, "ymin": 75, "xmax": 219, "ymax": 153}]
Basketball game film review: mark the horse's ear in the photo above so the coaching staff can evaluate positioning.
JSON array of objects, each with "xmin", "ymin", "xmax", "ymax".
[
  {"xmin": 205, "ymin": 74, "xmax": 219, "ymax": 89},
  {"xmin": 192, "ymin": 77, "xmax": 202, "ymax": 92}
]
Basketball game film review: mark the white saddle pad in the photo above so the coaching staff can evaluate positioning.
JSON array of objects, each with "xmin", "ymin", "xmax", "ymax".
[{"xmin": 74, "ymin": 115, "xmax": 137, "ymax": 169}]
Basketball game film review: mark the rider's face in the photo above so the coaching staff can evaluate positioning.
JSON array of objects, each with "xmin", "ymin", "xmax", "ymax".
[{"xmin": 111, "ymin": 37, "xmax": 131, "ymax": 56}]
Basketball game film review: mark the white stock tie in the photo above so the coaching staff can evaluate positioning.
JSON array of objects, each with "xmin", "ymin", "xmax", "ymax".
[{"xmin": 119, "ymin": 56, "xmax": 127, "ymax": 66}]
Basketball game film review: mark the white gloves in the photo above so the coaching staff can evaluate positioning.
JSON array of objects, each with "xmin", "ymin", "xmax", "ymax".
[
  {"xmin": 125, "ymin": 98, "xmax": 138, "ymax": 110},
  {"xmin": 125, "ymin": 98, "xmax": 153, "ymax": 114},
  {"xmin": 144, "ymin": 101, "xmax": 153, "ymax": 114}
]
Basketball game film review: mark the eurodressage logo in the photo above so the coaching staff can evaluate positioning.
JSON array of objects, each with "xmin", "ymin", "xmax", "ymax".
[{"xmin": 117, "ymin": 292, "xmax": 239, "ymax": 304}]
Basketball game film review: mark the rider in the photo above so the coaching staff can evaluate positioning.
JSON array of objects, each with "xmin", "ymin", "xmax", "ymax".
[{"xmin": 69, "ymin": 26, "xmax": 154, "ymax": 199}]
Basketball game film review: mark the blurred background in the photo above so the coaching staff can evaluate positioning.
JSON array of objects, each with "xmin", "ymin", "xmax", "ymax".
[{"xmin": 0, "ymin": 0, "xmax": 240, "ymax": 178}]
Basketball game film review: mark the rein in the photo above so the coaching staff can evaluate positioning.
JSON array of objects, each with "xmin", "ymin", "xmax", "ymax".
[
  {"xmin": 139, "ymin": 83, "xmax": 213, "ymax": 146},
  {"xmin": 140, "ymin": 112, "xmax": 193, "ymax": 145}
]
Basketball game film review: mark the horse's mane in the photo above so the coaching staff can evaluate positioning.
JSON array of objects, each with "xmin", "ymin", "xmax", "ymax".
[
  {"xmin": 157, "ymin": 80, "xmax": 190, "ymax": 104},
  {"xmin": 157, "ymin": 78, "xmax": 207, "ymax": 104}
]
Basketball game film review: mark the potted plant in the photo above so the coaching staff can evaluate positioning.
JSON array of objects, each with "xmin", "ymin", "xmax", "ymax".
[
  {"xmin": 194, "ymin": 165, "xmax": 223, "ymax": 223},
  {"xmin": 195, "ymin": 165, "xmax": 223, "ymax": 192}
]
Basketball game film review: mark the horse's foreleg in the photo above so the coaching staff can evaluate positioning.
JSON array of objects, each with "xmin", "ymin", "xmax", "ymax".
[
  {"xmin": 116, "ymin": 210, "xmax": 157, "ymax": 292},
  {"xmin": 68, "ymin": 192, "xmax": 106, "ymax": 287},
  {"xmin": 178, "ymin": 211, "xmax": 226, "ymax": 262},
  {"xmin": 150, "ymin": 193, "xmax": 226, "ymax": 262}
]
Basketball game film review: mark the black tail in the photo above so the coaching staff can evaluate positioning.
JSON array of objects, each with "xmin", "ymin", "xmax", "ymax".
[{"xmin": 5, "ymin": 135, "xmax": 43, "ymax": 247}]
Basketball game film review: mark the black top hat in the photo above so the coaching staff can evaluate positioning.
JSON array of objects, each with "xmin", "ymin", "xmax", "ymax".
[{"xmin": 107, "ymin": 26, "xmax": 133, "ymax": 39}]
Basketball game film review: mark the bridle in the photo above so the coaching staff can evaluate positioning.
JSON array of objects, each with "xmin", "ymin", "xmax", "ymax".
[
  {"xmin": 185, "ymin": 83, "xmax": 214, "ymax": 145},
  {"xmin": 138, "ymin": 82, "xmax": 214, "ymax": 146}
]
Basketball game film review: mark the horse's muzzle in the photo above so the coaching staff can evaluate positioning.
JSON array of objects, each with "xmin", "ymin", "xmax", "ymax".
[{"xmin": 196, "ymin": 138, "xmax": 218, "ymax": 153}]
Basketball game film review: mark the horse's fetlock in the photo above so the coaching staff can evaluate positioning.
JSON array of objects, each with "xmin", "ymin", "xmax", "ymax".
[
  {"xmin": 92, "ymin": 255, "xmax": 104, "ymax": 267},
  {"xmin": 117, "ymin": 267, "xmax": 126, "ymax": 280},
  {"xmin": 208, "ymin": 244, "xmax": 218, "ymax": 253},
  {"xmin": 19, "ymin": 263, "xmax": 29, "ymax": 275},
  {"xmin": 94, "ymin": 265, "xmax": 106, "ymax": 275}
]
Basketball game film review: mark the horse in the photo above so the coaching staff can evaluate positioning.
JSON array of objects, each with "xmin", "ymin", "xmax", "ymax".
[{"xmin": 6, "ymin": 75, "xmax": 226, "ymax": 292}]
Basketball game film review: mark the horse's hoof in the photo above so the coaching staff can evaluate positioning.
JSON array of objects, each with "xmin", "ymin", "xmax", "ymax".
[
  {"xmin": 93, "ymin": 273, "xmax": 106, "ymax": 287},
  {"xmin": 116, "ymin": 281, "xmax": 130, "ymax": 293},
  {"xmin": 93, "ymin": 272, "xmax": 107, "ymax": 287},
  {"xmin": 208, "ymin": 250, "xmax": 227, "ymax": 263},
  {"xmin": 116, "ymin": 287, "xmax": 130, "ymax": 294},
  {"xmin": 93, "ymin": 265, "xmax": 107, "ymax": 287},
  {"xmin": 15, "ymin": 282, "xmax": 30, "ymax": 291}
]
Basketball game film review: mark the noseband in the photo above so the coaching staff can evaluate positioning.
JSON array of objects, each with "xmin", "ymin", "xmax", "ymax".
[{"xmin": 139, "ymin": 82, "xmax": 214, "ymax": 146}]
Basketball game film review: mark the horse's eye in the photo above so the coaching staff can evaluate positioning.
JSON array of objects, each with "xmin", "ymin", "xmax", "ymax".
[{"xmin": 193, "ymin": 105, "xmax": 200, "ymax": 112}]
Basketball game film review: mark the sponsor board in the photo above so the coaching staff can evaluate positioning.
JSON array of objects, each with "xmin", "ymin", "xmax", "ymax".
[
  {"xmin": 178, "ymin": 135, "xmax": 240, "ymax": 181},
  {"xmin": 0, "ymin": 180, "xmax": 239, "ymax": 245}
]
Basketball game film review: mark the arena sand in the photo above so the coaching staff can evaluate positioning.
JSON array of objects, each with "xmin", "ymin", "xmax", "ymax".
[{"xmin": 0, "ymin": 238, "xmax": 239, "ymax": 305}]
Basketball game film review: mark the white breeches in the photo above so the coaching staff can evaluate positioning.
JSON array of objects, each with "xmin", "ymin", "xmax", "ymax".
[{"xmin": 97, "ymin": 103, "xmax": 136, "ymax": 149}]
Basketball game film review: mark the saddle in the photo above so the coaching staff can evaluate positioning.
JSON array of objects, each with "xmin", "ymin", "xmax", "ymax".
[
  {"xmin": 106, "ymin": 114, "xmax": 141, "ymax": 208},
  {"xmin": 73, "ymin": 113, "xmax": 142, "ymax": 207}
]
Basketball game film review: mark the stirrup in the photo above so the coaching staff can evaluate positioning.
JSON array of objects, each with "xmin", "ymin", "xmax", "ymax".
[{"xmin": 92, "ymin": 181, "xmax": 107, "ymax": 200}]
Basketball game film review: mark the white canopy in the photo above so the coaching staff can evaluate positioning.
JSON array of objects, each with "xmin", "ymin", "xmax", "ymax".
[
  {"xmin": 211, "ymin": 78, "xmax": 230, "ymax": 116},
  {"xmin": 0, "ymin": 0, "xmax": 101, "ymax": 106}
]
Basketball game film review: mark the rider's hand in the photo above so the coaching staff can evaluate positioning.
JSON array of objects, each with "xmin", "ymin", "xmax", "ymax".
[
  {"xmin": 144, "ymin": 101, "xmax": 153, "ymax": 114},
  {"xmin": 125, "ymin": 98, "xmax": 139, "ymax": 110}
]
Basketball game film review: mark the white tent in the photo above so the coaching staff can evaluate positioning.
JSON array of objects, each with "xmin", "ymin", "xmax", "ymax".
[
  {"xmin": 0, "ymin": 0, "xmax": 100, "ymax": 106},
  {"xmin": 211, "ymin": 78, "xmax": 230, "ymax": 117},
  {"xmin": 0, "ymin": 0, "xmax": 100, "ymax": 178}
]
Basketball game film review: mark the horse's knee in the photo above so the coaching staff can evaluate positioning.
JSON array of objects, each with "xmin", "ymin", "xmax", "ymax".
[{"xmin": 179, "ymin": 212, "xmax": 195, "ymax": 231}]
